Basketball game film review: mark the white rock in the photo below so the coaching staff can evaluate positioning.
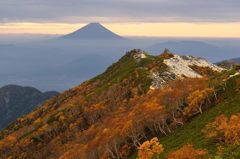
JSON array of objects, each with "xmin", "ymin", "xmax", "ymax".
[
  {"xmin": 163, "ymin": 54, "xmax": 224, "ymax": 79},
  {"xmin": 140, "ymin": 53, "xmax": 146, "ymax": 59}
]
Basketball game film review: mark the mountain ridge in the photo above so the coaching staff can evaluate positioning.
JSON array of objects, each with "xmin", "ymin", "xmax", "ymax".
[
  {"xmin": 0, "ymin": 49, "xmax": 232, "ymax": 159},
  {"xmin": 217, "ymin": 57, "xmax": 240, "ymax": 68}
]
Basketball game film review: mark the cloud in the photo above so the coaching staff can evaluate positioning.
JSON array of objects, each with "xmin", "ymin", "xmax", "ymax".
[{"xmin": 0, "ymin": 0, "xmax": 240, "ymax": 23}]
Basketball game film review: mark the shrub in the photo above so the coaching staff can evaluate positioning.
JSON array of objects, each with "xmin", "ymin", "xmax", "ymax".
[
  {"xmin": 167, "ymin": 144, "xmax": 208, "ymax": 159},
  {"xmin": 138, "ymin": 137, "xmax": 164, "ymax": 159}
]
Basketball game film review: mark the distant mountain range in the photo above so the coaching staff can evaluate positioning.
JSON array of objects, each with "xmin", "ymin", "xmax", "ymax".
[
  {"xmin": 62, "ymin": 23, "xmax": 124, "ymax": 40},
  {"xmin": 217, "ymin": 57, "xmax": 240, "ymax": 68},
  {"xmin": 145, "ymin": 41, "xmax": 240, "ymax": 62},
  {"xmin": 232, "ymin": 57, "xmax": 240, "ymax": 63},
  {"xmin": 0, "ymin": 23, "xmax": 240, "ymax": 91},
  {"xmin": 0, "ymin": 85, "xmax": 58, "ymax": 129}
]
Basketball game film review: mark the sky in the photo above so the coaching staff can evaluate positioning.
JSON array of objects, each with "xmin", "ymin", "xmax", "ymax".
[{"xmin": 1, "ymin": 0, "xmax": 240, "ymax": 37}]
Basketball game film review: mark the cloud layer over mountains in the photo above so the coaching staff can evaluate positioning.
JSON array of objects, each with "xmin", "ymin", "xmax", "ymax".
[{"xmin": 0, "ymin": 0, "xmax": 239, "ymax": 23}]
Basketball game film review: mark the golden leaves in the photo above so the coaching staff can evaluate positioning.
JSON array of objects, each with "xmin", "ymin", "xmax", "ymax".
[
  {"xmin": 137, "ymin": 137, "xmax": 164, "ymax": 159},
  {"xmin": 138, "ymin": 139, "xmax": 208, "ymax": 159},
  {"xmin": 5, "ymin": 135, "xmax": 17, "ymax": 143},
  {"xmin": 203, "ymin": 113, "xmax": 240, "ymax": 153},
  {"xmin": 183, "ymin": 88, "xmax": 214, "ymax": 117}
]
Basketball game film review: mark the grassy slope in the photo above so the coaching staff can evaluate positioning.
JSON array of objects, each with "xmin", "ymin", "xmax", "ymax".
[
  {"xmin": 159, "ymin": 76, "xmax": 240, "ymax": 158},
  {"xmin": 89, "ymin": 51, "xmax": 167, "ymax": 96}
]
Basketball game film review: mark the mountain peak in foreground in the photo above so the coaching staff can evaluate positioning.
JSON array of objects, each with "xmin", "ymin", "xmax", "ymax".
[
  {"xmin": 62, "ymin": 22, "xmax": 123, "ymax": 40},
  {"xmin": 2, "ymin": 49, "xmax": 240, "ymax": 159}
]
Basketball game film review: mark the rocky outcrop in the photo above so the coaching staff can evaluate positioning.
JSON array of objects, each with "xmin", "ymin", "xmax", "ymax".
[{"xmin": 149, "ymin": 51, "xmax": 224, "ymax": 89}]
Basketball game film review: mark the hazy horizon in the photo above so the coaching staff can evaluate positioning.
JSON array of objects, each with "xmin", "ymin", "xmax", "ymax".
[
  {"xmin": 1, "ymin": 0, "xmax": 240, "ymax": 37},
  {"xmin": 1, "ymin": 22, "xmax": 240, "ymax": 38},
  {"xmin": 0, "ymin": 0, "xmax": 240, "ymax": 92}
]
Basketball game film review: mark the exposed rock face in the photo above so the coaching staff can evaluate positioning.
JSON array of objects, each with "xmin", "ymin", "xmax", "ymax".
[
  {"xmin": 164, "ymin": 54, "xmax": 224, "ymax": 78},
  {"xmin": 149, "ymin": 71, "xmax": 177, "ymax": 90},
  {"xmin": 132, "ymin": 50, "xmax": 147, "ymax": 62},
  {"xmin": 128, "ymin": 49, "xmax": 224, "ymax": 90},
  {"xmin": 149, "ymin": 53, "xmax": 224, "ymax": 89},
  {"xmin": 0, "ymin": 85, "xmax": 58, "ymax": 129}
]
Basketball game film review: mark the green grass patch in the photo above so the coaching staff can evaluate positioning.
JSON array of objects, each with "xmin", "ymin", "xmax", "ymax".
[
  {"xmin": 159, "ymin": 93, "xmax": 240, "ymax": 158},
  {"xmin": 88, "ymin": 51, "xmax": 163, "ymax": 98}
]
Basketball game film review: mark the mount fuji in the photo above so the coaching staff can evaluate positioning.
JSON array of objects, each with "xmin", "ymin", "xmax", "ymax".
[{"xmin": 62, "ymin": 22, "xmax": 124, "ymax": 40}]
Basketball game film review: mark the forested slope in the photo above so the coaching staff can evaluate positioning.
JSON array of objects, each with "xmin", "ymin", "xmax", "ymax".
[{"xmin": 0, "ymin": 49, "xmax": 236, "ymax": 159}]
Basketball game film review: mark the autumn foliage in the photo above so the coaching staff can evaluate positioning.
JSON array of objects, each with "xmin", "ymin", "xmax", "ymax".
[
  {"xmin": 0, "ymin": 77, "xmax": 211, "ymax": 159},
  {"xmin": 137, "ymin": 137, "xmax": 164, "ymax": 159},
  {"xmin": 137, "ymin": 140, "xmax": 208, "ymax": 159},
  {"xmin": 0, "ymin": 49, "xmax": 223, "ymax": 159},
  {"xmin": 203, "ymin": 113, "xmax": 240, "ymax": 146},
  {"xmin": 167, "ymin": 144, "xmax": 208, "ymax": 159},
  {"xmin": 183, "ymin": 88, "xmax": 215, "ymax": 117}
]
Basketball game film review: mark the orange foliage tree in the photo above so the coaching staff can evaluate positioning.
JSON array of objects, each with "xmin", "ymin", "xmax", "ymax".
[
  {"xmin": 137, "ymin": 137, "xmax": 164, "ymax": 159},
  {"xmin": 0, "ymin": 134, "xmax": 17, "ymax": 151},
  {"xmin": 203, "ymin": 113, "xmax": 240, "ymax": 146},
  {"xmin": 183, "ymin": 88, "xmax": 214, "ymax": 117},
  {"xmin": 0, "ymin": 140, "xmax": 4, "ymax": 149},
  {"xmin": 5, "ymin": 134, "xmax": 17, "ymax": 143},
  {"xmin": 167, "ymin": 144, "xmax": 208, "ymax": 159}
]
